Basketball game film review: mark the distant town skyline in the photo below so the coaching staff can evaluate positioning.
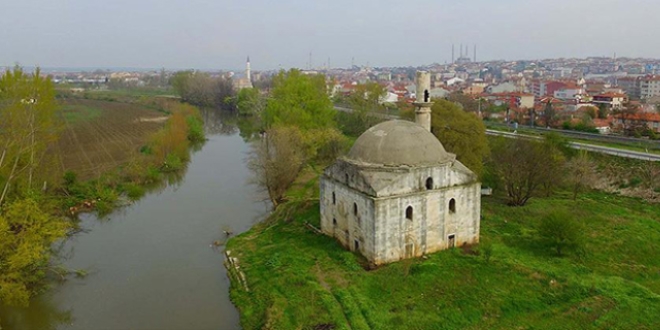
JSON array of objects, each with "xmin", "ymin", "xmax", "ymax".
[{"xmin": 3, "ymin": 0, "xmax": 660, "ymax": 71}]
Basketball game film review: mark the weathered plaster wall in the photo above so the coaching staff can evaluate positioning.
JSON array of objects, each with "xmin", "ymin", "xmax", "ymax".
[
  {"xmin": 321, "ymin": 160, "xmax": 481, "ymax": 265},
  {"xmin": 372, "ymin": 182, "xmax": 480, "ymax": 265},
  {"xmin": 320, "ymin": 176, "xmax": 376, "ymax": 260}
]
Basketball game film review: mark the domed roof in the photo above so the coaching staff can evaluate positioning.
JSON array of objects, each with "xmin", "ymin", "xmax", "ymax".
[{"xmin": 346, "ymin": 120, "xmax": 452, "ymax": 166}]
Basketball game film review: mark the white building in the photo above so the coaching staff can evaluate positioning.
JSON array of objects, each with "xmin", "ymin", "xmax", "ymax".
[{"xmin": 319, "ymin": 72, "xmax": 481, "ymax": 265}]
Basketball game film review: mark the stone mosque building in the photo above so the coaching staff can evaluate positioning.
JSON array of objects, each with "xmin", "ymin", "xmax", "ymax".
[{"xmin": 319, "ymin": 71, "xmax": 481, "ymax": 265}]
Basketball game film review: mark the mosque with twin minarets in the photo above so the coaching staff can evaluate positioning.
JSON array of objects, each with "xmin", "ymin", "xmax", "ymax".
[{"xmin": 319, "ymin": 71, "xmax": 481, "ymax": 265}]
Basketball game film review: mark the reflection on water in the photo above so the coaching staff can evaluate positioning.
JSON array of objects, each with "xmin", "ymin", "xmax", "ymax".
[
  {"xmin": 0, "ymin": 108, "xmax": 269, "ymax": 330},
  {"xmin": 0, "ymin": 297, "xmax": 72, "ymax": 330},
  {"xmin": 201, "ymin": 108, "xmax": 240, "ymax": 136}
]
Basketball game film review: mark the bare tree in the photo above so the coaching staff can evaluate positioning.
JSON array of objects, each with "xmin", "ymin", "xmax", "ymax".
[
  {"xmin": 248, "ymin": 126, "xmax": 306, "ymax": 209},
  {"xmin": 613, "ymin": 101, "xmax": 640, "ymax": 134},
  {"xmin": 491, "ymin": 137, "xmax": 564, "ymax": 206},
  {"xmin": 637, "ymin": 161, "xmax": 660, "ymax": 191},
  {"xmin": 565, "ymin": 151, "xmax": 596, "ymax": 200}
]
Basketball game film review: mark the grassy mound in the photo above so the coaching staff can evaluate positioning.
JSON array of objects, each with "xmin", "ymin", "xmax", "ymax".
[{"xmin": 226, "ymin": 190, "xmax": 660, "ymax": 330}]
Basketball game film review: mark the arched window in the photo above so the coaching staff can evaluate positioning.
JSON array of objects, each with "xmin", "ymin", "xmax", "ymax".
[
  {"xmin": 332, "ymin": 192, "xmax": 336, "ymax": 205},
  {"xmin": 353, "ymin": 202, "xmax": 358, "ymax": 216},
  {"xmin": 424, "ymin": 89, "xmax": 430, "ymax": 102},
  {"xmin": 425, "ymin": 177, "xmax": 433, "ymax": 190},
  {"xmin": 332, "ymin": 218, "xmax": 337, "ymax": 226},
  {"xmin": 449, "ymin": 198, "xmax": 456, "ymax": 213},
  {"xmin": 406, "ymin": 206, "xmax": 413, "ymax": 220}
]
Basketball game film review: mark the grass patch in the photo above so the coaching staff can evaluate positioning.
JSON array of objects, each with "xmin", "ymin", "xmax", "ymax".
[
  {"xmin": 60, "ymin": 104, "xmax": 102, "ymax": 123},
  {"xmin": 227, "ymin": 191, "xmax": 660, "ymax": 329}
]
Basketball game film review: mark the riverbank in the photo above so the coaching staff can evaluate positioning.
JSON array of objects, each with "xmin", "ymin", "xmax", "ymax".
[
  {"xmin": 0, "ymin": 106, "xmax": 268, "ymax": 330},
  {"xmin": 226, "ymin": 177, "xmax": 660, "ymax": 329},
  {"xmin": 0, "ymin": 91, "xmax": 205, "ymax": 319}
]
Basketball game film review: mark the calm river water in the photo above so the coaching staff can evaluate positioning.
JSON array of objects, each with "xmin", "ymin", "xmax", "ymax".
[{"xmin": 0, "ymin": 110, "xmax": 269, "ymax": 330}]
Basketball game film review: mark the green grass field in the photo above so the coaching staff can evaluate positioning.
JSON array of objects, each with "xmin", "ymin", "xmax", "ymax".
[
  {"xmin": 226, "ymin": 186, "xmax": 660, "ymax": 329},
  {"xmin": 60, "ymin": 103, "xmax": 103, "ymax": 123}
]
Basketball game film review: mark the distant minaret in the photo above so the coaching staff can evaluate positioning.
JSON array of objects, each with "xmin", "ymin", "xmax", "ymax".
[
  {"xmin": 452, "ymin": 44, "xmax": 455, "ymax": 64},
  {"xmin": 473, "ymin": 44, "xmax": 476, "ymax": 62},
  {"xmin": 246, "ymin": 56, "xmax": 251, "ymax": 83},
  {"xmin": 413, "ymin": 71, "xmax": 433, "ymax": 132}
]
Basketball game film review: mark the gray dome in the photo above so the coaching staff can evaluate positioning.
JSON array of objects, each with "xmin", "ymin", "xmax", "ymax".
[{"xmin": 346, "ymin": 120, "xmax": 452, "ymax": 166}]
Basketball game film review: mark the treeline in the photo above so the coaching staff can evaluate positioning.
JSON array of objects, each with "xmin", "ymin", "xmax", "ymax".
[
  {"xmin": 243, "ymin": 69, "xmax": 348, "ymax": 208},
  {"xmin": 171, "ymin": 71, "xmax": 235, "ymax": 110},
  {"xmin": 0, "ymin": 67, "xmax": 205, "ymax": 309},
  {"xmin": 0, "ymin": 68, "xmax": 70, "ymax": 308}
]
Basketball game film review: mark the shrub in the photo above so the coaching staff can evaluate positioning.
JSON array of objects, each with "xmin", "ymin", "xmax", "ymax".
[
  {"xmin": 63, "ymin": 171, "xmax": 77, "ymax": 188},
  {"xmin": 145, "ymin": 166, "xmax": 162, "ymax": 183},
  {"xmin": 538, "ymin": 211, "xmax": 585, "ymax": 256},
  {"xmin": 480, "ymin": 240, "xmax": 494, "ymax": 263},
  {"xmin": 186, "ymin": 115, "xmax": 205, "ymax": 143},
  {"xmin": 629, "ymin": 177, "xmax": 642, "ymax": 187},
  {"xmin": 123, "ymin": 183, "xmax": 145, "ymax": 200},
  {"xmin": 139, "ymin": 145, "xmax": 153, "ymax": 155},
  {"xmin": 161, "ymin": 153, "xmax": 184, "ymax": 172}
]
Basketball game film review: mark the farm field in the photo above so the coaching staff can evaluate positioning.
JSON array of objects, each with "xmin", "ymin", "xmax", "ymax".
[{"xmin": 54, "ymin": 98, "xmax": 168, "ymax": 180}]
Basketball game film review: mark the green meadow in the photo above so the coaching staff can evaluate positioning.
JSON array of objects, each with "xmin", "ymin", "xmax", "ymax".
[{"xmin": 227, "ymin": 179, "xmax": 660, "ymax": 329}]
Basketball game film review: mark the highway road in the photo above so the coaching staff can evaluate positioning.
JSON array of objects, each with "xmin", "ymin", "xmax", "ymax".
[{"xmin": 487, "ymin": 130, "xmax": 660, "ymax": 162}]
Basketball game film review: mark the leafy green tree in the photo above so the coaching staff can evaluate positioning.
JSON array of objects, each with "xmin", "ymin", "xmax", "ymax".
[
  {"xmin": 170, "ymin": 70, "xmax": 193, "ymax": 99},
  {"xmin": 347, "ymin": 82, "xmax": 386, "ymax": 112},
  {"xmin": 236, "ymin": 88, "xmax": 266, "ymax": 117},
  {"xmin": 538, "ymin": 211, "xmax": 584, "ymax": 256},
  {"xmin": 0, "ymin": 198, "xmax": 69, "ymax": 307},
  {"xmin": 337, "ymin": 82, "xmax": 387, "ymax": 137},
  {"xmin": 263, "ymin": 69, "xmax": 335, "ymax": 130},
  {"xmin": 0, "ymin": 67, "xmax": 59, "ymax": 206},
  {"xmin": 430, "ymin": 99, "xmax": 489, "ymax": 177}
]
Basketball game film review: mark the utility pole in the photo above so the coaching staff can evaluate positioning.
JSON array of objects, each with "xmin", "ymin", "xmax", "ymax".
[{"xmin": 309, "ymin": 52, "xmax": 313, "ymax": 70}]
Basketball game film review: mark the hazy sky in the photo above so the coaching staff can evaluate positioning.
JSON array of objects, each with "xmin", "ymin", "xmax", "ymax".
[{"xmin": 2, "ymin": 0, "xmax": 659, "ymax": 70}]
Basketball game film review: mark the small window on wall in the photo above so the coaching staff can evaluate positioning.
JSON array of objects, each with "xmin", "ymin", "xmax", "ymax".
[
  {"xmin": 332, "ymin": 192, "xmax": 336, "ymax": 205},
  {"xmin": 345, "ymin": 174, "xmax": 349, "ymax": 184},
  {"xmin": 425, "ymin": 177, "xmax": 433, "ymax": 190},
  {"xmin": 449, "ymin": 198, "xmax": 456, "ymax": 213},
  {"xmin": 332, "ymin": 218, "xmax": 337, "ymax": 226},
  {"xmin": 353, "ymin": 202, "xmax": 358, "ymax": 216},
  {"xmin": 405, "ymin": 206, "xmax": 413, "ymax": 220}
]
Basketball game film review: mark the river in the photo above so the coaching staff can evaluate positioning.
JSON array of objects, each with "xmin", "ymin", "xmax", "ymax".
[{"xmin": 0, "ymin": 110, "xmax": 268, "ymax": 330}]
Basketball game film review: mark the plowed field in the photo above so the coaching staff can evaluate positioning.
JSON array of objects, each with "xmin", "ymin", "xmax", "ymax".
[{"xmin": 55, "ymin": 99, "xmax": 168, "ymax": 180}]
